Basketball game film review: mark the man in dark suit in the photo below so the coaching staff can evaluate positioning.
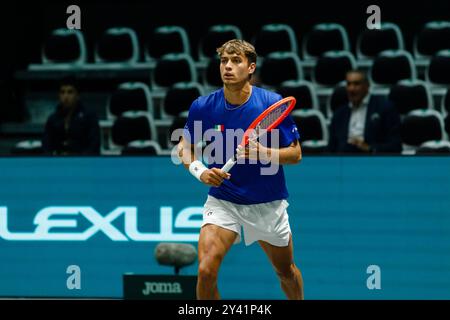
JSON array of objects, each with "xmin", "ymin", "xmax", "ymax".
[{"xmin": 328, "ymin": 70, "xmax": 402, "ymax": 153}]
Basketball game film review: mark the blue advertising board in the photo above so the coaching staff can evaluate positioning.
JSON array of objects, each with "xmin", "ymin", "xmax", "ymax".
[{"xmin": 0, "ymin": 156, "xmax": 449, "ymax": 299}]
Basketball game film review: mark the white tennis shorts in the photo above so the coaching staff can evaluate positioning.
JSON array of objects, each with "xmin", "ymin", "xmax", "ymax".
[{"xmin": 202, "ymin": 195, "xmax": 292, "ymax": 247}]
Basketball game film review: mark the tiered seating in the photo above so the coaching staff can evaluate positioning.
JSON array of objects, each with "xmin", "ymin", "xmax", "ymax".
[{"xmin": 10, "ymin": 20, "xmax": 450, "ymax": 155}]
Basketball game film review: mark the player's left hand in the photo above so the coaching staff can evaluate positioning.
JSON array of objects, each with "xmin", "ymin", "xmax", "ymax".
[{"xmin": 236, "ymin": 134, "xmax": 271, "ymax": 161}]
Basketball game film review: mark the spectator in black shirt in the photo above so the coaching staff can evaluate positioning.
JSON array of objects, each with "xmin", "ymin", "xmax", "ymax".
[{"xmin": 42, "ymin": 76, "xmax": 100, "ymax": 155}]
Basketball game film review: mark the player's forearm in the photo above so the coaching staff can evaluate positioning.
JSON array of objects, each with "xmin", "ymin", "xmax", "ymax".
[
  {"xmin": 266, "ymin": 141, "xmax": 302, "ymax": 165},
  {"xmin": 177, "ymin": 139, "xmax": 196, "ymax": 170}
]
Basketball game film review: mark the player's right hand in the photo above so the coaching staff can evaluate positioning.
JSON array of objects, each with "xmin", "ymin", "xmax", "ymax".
[{"xmin": 200, "ymin": 168, "xmax": 231, "ymax": 187}]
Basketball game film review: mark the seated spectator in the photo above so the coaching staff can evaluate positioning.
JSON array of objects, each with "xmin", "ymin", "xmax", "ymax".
[
  {"xmin": 328, "ymin": 70, "xmax": 402, "ymax": 153},
  {"xmin": 42, "ymin": 76, "xmax": 100, "ymax": 155}
]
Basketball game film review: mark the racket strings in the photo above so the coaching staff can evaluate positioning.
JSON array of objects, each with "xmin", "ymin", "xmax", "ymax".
[{"xmin": 259, "ymin": 103, "xmax": 288, "ymax": 129}]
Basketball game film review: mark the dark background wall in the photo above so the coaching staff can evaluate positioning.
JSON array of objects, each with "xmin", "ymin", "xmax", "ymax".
[{"xmin": 2, "ymin": 0, "xmax": 450, "ymax": 69}]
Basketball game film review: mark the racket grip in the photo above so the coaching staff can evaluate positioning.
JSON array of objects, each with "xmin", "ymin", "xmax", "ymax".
[{"xmin": 221, "ymin": 158, "xmax": 236, "ymax": 173}]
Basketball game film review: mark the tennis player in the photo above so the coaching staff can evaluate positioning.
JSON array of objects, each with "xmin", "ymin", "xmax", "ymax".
[{"xmin": 179, "ymin": 39, "xmax": 304, "ymax": 300}]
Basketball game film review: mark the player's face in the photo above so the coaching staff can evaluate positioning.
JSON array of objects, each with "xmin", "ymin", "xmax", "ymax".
[
  {"xmin": 220, "ymin": 52, "xmax": 256, "ymax": 86},
  {"xmin": 59, "ymin": 85, "xmax": 79, "ymax": 109},
  {"xmin": 346, "ymin": 72, "xmax": 369, "ymax": 106}
]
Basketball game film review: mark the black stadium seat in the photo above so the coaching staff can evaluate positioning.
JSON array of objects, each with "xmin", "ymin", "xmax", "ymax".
[
  {"xmin": 204, "ymin": 57, "xmax": 222, "ymax": 90},
  {"xmin": 111, "ymin": 111, "xmax": 157, "ymax": 149},
  {"xmin": 42, "ymin": 29, "xmax": 87, "ymax": 65},
  {"xmin": 259, "ymin": 52, "xmax": 303, "ymax": 87},
  {"xmin": 121, "ymin": 140, "xmax": 162, "ymax": 156},
  {"xmin": 442, "ymin": 88, "xmax": 450, "ymax": 115},
  {"xmin": 278, "ymin": 80, "xmax": 318, "ymax": 110},
  {"xmin": 327, "ymin": 81, "xmax": 348, "ymax": 118},
  {"xmin": 416, "ymin": 140, "xmax": 450, "ymax": 154},
  {"xmin": 168, "ymin": 113, "xmax": 188, "ymax": 146},
  {"xmin": 153, "ymin": 53, "xmax": 197, "ymax": 90},
  {"xmin": 95, "ymin": 27, "xmax": 139, "ymax": 63},
  {"xmin": 370, "ymin": 50, "xmax": 416, "ymax": 87},
  {"xmin": 146, "ymin": 25, "xmax": 190, "ymax": 60},
  {"xmin": 414, "ymin": 21, "xmax": 450, "ymax": 59},
  {"xmin": 291, "ymin": 109, "xmax": 328, "ymax": 142},
  {"xmin": 199, "ymin": 25, "xmax": 243, "ymax": 61},
  {"xmin": 356, "ymin": 22, "xmax": 404, "ymax": 60},
  {"xmin": 445, "ymin": 114, "xmax": 450, "ymax": 137},
  {"xmin": 426, "ymin": 50, "xmax": 450, "ymax": 86},
  {"xmin": 10, "ymin": 140, "xmax": 44, "ymax": 155},
  {"xmin": 302, "ymin": 23, "xmax": 350, "ymax": 60},
  {"xmin": 163, "ymin": 82, "xmax": 204, "ymax": 117},
  {"xmin": 312, "ymin": 51, "xmax": 356, "ymax": 86},
  {"xmin": 400, "ymin": 109, "xmax": 445, "ymax": 151},
  {"xmin": 388, "ymin": 80, "xmax": 432, "ymax": 116},
  {"xmin": 253, "ymin": 24, "xmax": 298, "ymax": 57},
  {"xmin": 107, "ymin": 82, "xmax": 153, "ymax": 119}
]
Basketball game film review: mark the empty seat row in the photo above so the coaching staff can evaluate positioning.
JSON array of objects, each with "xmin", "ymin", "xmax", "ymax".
[
  {"xmin": 104, "ymin": 79, "xmax": 450, "ymax": 152},
  {"xmin": 43, "ymin": 26, "xmax": 190, "ymax": 65},
  {"xmin": 11, "ymin": 110, "xmax": 450, "ymax": 156},
  {"xmin": 107, "ymin": 81, "xmax": 203, "ymax": 119},
  {"xmin": 39, "ymin": 20, "xmax": 450, "ymax": 67},
  {"xmin": 39, "ymin": 37, "xmax": 450, "ymax": 99},
  {"xmin": 10, "ymin": 100, "xmax": 450, "ymax": 156},
  {"xmin": 106, "ymin": 79, "xmax": 450, "ymax": 124},
  {"xmin": 289, "ymin": 108, "xmax": 450, "ymax": 155},
  {"xmin": 256, "ymin": 49, "xmax": 450, "ymax": 88}
]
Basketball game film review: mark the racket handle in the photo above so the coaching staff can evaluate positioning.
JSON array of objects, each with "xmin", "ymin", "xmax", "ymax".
[{"xmin": 221, "ymin": 158, "xmax": 236, "ymax": 173}]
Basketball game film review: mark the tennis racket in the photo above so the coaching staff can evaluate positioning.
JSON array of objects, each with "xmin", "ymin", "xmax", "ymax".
[{"xmin": 221, "ymin": 96, "xmax": 296, "ymax": 173}]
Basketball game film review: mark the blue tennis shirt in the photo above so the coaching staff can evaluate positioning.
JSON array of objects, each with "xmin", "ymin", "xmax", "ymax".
[{"xmin": 184, "ymin": 86, "xmax": 300, "ymax": 205}]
